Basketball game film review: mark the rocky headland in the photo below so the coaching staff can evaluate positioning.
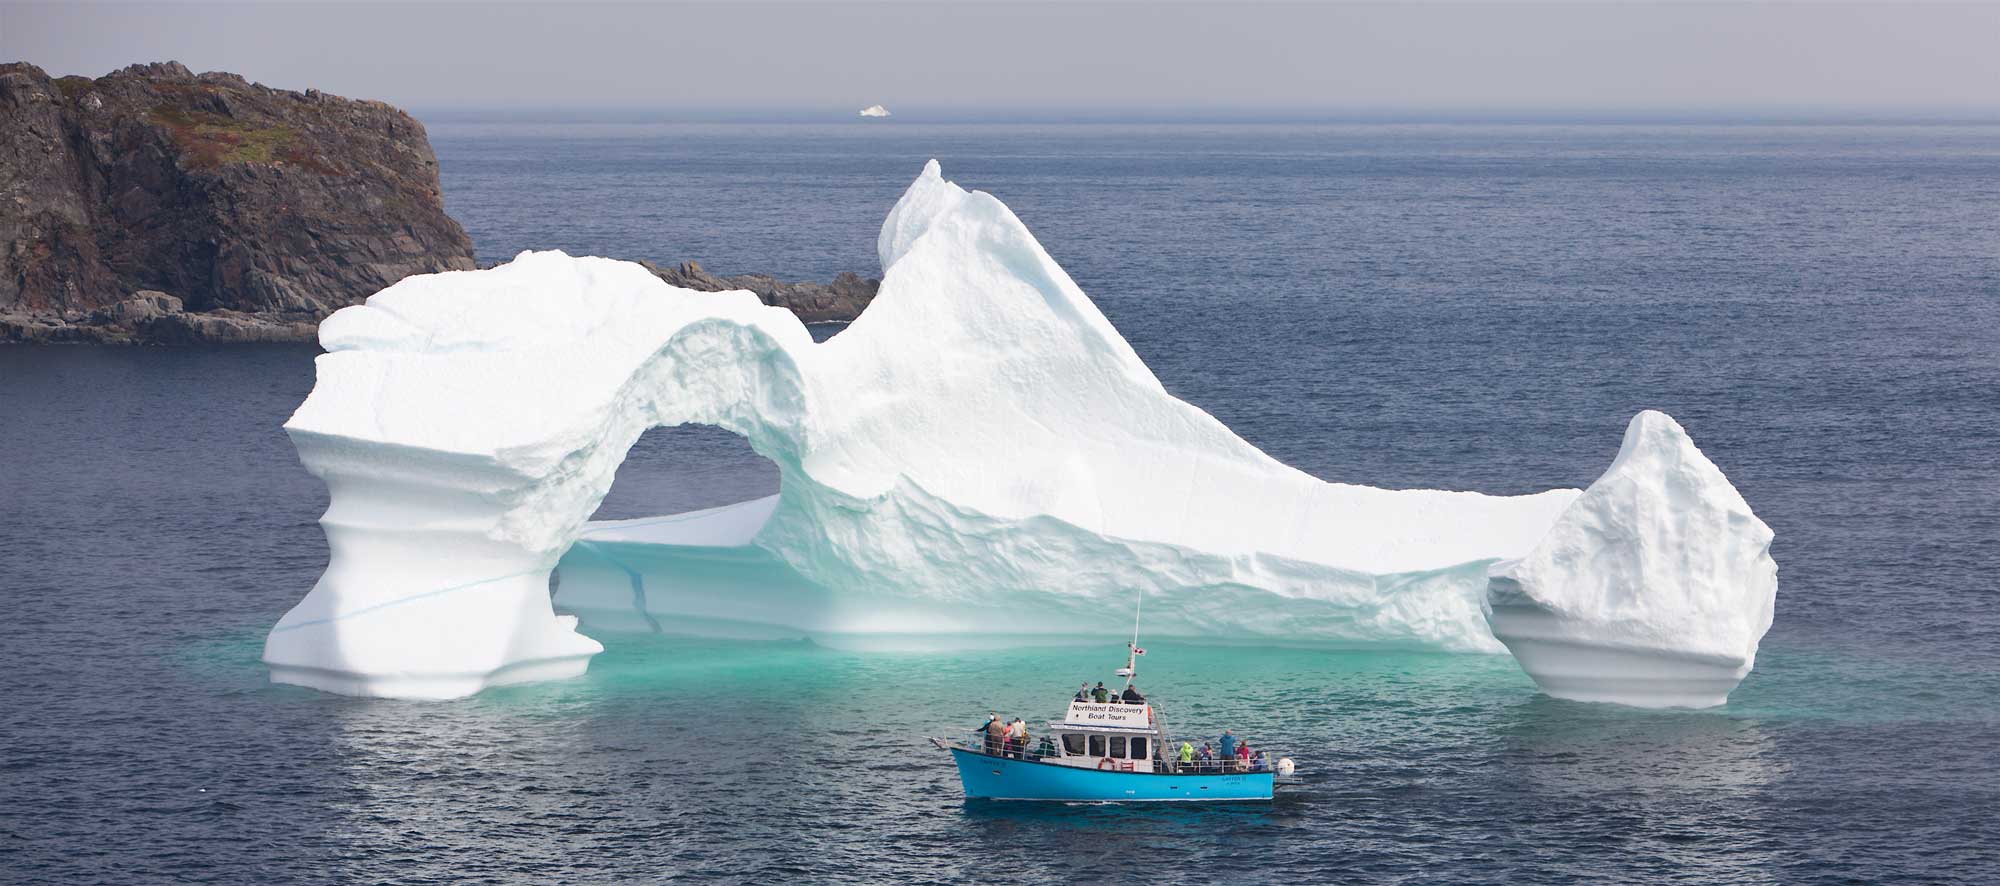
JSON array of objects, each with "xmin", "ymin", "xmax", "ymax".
[
  {"xmin": 0, "ymin": 61, "xmax": 875, "ymax": 344},
  {"xmin": 642, "ymin": 260, "xmax": 876, "ymax": 325}
]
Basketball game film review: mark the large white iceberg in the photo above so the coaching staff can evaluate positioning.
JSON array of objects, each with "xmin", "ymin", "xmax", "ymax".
[
  {"xmin": 1483, "ymin": 411, "xmax": 1777, "ymax": 708},
  {"xmin": 265, "ymin": 160, "xmax": 1773, "ymax": 703}
]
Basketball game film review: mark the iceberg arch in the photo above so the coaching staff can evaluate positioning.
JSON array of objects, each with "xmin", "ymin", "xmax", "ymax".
[
  {"xmin": 266, "ymin": 161, "xmax": 1774, "ymax": 704},
  {"xmin": 268, "ymin": 279, "xmax": 816, "ymax": 698}
]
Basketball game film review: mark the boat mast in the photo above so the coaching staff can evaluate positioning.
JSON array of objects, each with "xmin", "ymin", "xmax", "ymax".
[{"xmin": 1122, "ymin": 588, "xmax": 1142, "ymax": 690}]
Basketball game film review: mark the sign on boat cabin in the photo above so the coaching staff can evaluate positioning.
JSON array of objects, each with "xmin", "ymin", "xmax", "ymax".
[
  {"xmin": 1049, "ymin": 701, "xmax": 1162, "ymax": 773},
  {"xmin": 1063, "ymin": 701, "xmax": 1152, "ymax": 728}
]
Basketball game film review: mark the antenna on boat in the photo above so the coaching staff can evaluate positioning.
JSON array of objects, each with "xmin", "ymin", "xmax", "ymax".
[{"xmin": 1116, "ymin": 587, "xmax": 1143, "ymax": 688}]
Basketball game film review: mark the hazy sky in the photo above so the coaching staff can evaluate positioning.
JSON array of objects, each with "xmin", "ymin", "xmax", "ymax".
[{"xmin": 6, "ymin": 1, "xmax": 2000, "ymax": 115}]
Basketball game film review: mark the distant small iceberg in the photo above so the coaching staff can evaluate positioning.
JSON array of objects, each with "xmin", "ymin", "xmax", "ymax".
[{"xmin": 858, "ymin": 104, "xmax": 891, "ymax": 118}]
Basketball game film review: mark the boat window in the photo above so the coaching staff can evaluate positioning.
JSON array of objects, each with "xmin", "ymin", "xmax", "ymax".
[
  {"xmin": 1088, "ymin": 735, "xmax": 1105, "ymax": 757},
  {"xmin": 1131, "ymin": 737, "xmax": 1147, "ymax": 759},
  {"xmin": 1109, "ymin": 736, "xmax": 1127, "ymax": 758},
  {"xmin": 1063, "ymin": 734, "xmax": 1085, "ymax": 755}
]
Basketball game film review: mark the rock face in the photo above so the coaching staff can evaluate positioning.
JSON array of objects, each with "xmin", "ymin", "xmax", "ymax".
[
  {"xmin": 642, "ymin": 260, "xmax": 876, "ymax": 324},
  {"xmin": 1, "ymin": 61, "xmax": 880, "ymax": 344},
  {"xmin": 0, "ymin": 61, "xmax": 475, "ymax": 343}
]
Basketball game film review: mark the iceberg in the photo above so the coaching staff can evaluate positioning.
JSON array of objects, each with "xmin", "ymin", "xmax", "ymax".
[
  {"xmin": 1484, "ymin": 412, "xmax": 1777, "ymax": 708},
  {"xmin": 858, "ymin": 104, "xmax": 891, "ymax": 118},
  {"xmin": 264, "ymin": 160, "xmax": 1773, "ymax": 703}
]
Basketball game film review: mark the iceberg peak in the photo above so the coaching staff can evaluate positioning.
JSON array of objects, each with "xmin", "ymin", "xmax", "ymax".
[
  {"xmin": 1484, "ymin": 410, "xmax": 1777, "ymax": 708},
  {"xmin": 876, "ymin": 159, "xmax": 958, "ymax": 272}
]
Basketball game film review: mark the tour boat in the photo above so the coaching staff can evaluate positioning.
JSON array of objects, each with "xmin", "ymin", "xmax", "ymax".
[{"xmin": 932, "ymin": 599, "xmax": 1296, "ymax": 802}]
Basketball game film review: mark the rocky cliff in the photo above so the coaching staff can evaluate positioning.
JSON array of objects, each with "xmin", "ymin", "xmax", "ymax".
[
  {"xmin": 1, "ymin": 61, "xmax": 877, "ymax": 343},
  {"xmin": 642, "ymin": 260, "xmax": 876, "ymax": 325},
  {"xmin": 0, "ymin": 61, "xmax": 475, "ymax": 343}
]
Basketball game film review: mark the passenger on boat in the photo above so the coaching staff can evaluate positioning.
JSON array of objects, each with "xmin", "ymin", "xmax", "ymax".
[
  {"xmin": 983, "ymin": 714, "xmax": 1005, "ymax": 755},
  {"xmin": 1036, "ymin": 736, "xmax": 1057, "ymax": 760},
  {"xmin": 1092, "ymin": 682, "xmax": 1109, "ymax": 703},
  {"xmin": 1198, "ymin": 742, "xmax": 1215, "ymax": 772},
  {"xmin": 1235, "ymin": 741, "xmax": 1252, "ymax": 772},
  {"xmin": 1178, "ymin": 741, "xmax": 1195, "ymax": 770},
  {"xmin": 1075, "ymin": 682, "xmax": 1090, "ymax": 702},
  {"xmin": 1219, "ymin": 729, "xmax": 1236, "ymax": 761},
  {"xmin": 1007, "ymin": 718, "xmax": 1028, "ymax": 758},
  {"xmin": 1121, "ymin": 685, "xmax": 1145, "ymax": 704},
  {"xmin": 1248, "ymin": 749, "xmax": 1268, "ymax": 772}
]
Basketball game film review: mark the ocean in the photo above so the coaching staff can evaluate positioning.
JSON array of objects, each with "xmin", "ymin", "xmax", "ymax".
[{"xmin": 2, "ymin": 120, "xmax": 1996, "ymax": 882}]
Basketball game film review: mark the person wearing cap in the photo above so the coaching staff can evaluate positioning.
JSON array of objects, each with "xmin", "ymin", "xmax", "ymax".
[
  {"xmin": 983, "ymin": 714, "xmax": 1005, "ymax": 756},
  {"xmin": 1091, "ymin": 682, "xmax": 1109, "ymax": 703}
]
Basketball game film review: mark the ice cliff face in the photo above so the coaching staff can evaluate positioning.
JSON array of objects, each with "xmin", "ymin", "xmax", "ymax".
[
  {"xmin": 1484, "ymin": 412, "xmax": 1777, "ymax": 708},
  {"xmin": 266, "ymin": 161, "xmax": 1773, "ymax": 703}
]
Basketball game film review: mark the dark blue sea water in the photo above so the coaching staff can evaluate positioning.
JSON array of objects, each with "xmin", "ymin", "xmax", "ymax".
[{"xmin": 3, "ymin": 122, "xmax": 1998, "ymax": 883}]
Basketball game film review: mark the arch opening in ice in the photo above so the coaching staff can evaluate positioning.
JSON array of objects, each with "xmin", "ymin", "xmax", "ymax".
[
  {"xmin": 590, "ymin": 423, "xmax": 780, "ymax": 524},
  {"xmin": 267, "ymin": 272, "xmax": 818, "ymax": 699}
]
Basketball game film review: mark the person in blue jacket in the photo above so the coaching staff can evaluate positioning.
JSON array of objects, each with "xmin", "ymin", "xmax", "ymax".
[{"xmin": 1219, "ymin": 729, "xmax": 1235, "ymax": 761}]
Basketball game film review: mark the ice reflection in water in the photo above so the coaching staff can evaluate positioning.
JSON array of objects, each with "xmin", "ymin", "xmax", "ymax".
[{"xmin": 1489, "ymin": 698, "xmax": 1788, "ymax": 882}]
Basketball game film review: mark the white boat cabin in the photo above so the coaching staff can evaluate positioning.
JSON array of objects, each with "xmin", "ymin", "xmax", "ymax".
[{"xmin": 1045, "ymin": 701, "xmax": 1165, "ymax": 773}]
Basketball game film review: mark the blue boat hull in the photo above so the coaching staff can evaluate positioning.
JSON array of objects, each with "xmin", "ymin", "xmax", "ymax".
[{"xmin": 949, "ymin": 748, "xmax": 1273, "ymax": 802}]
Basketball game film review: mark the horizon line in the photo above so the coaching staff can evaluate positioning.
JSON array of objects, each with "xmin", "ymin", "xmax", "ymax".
[{"xmin": 410, "ymin": 105, "xmax": 2000, "ymax": 127}]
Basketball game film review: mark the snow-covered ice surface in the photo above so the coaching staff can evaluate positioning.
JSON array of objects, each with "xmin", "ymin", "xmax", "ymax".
[
  {"xmin": 265, "ymin": 161, "xmax": 1771, "ymax": 701},
  {"xmin": 858, "ymin": 104, "xmax": 891, "ymax": 118},
  {"xmin": 1484, "ymin": 412, "xmax": 1778, "ymax": 708}
]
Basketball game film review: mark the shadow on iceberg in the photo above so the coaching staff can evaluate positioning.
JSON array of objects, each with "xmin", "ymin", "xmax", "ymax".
[{"xmin": 264, "ymin": 161, "xmax": 1773, "ymax": 703}]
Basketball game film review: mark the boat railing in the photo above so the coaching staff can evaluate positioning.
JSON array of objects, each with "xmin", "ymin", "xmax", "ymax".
[
  {"xmin": 930, "ymin": 735, "xmax": 1280, "ymax": 775},
  {"xmin": 931, "ymin": 736, "xmax": 1065, "ymax": 762}
]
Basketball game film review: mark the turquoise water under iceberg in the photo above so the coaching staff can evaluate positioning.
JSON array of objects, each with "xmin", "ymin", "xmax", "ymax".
[{"xmin": 3, "ymin": 121, "xmax": 1998, "ymax": 881}]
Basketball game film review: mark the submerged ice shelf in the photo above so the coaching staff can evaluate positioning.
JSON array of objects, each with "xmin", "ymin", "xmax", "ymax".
[{"xmin": 265, "ymin": 160, "xmax": 1776, "ymax": 706}]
